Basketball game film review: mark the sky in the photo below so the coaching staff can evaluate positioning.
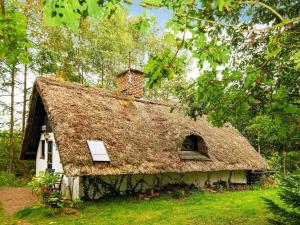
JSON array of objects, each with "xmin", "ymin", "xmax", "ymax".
[{"xmin": 125, "ymin": 0, "xmax": 172, "ymax": 30}]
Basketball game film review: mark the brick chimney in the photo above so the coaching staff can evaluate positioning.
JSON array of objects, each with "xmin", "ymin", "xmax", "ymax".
[{"xmin": 116, "ymin": 69, "xmax": 144, "ymax": 98}]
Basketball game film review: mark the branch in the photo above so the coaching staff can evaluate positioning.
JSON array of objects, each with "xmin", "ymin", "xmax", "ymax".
[
  {"xmin": 175, "ymin": 12, "xmax": 245, "ymax": 32},
  {"xmin": 168, "ymin": 1, "xmax": 195, "ymax": 67},
  {"xmin": 239, "ymin": 1, "xmax": 285, "ymax": 22}
]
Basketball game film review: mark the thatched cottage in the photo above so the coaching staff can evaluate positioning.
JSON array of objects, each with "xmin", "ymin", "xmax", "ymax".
[{"xmin": 20, "ymin": 69, "xmax": 268, "ymax": 200}]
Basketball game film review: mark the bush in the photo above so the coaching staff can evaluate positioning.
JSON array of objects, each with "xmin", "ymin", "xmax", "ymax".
[
  {"xmin": 47, "ymin": 192, "xmax": 65, "ymax": 208},
  {"xmin": 29, "ymin": 171, "xmax": 62, "ymax": 204},
  {"xmin": 0, "ymin": 171, "xmax": 28, "ymax": 187},
  {"xmin": 263, "ymin": 171, "xmax": 300, "ymax": 225},
  {"xmin": 29, "ymin": 171, "xmax": 82, "ymax": 211}
]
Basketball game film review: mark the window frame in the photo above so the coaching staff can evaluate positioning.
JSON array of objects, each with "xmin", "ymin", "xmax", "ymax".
[
  {"xmin": 40, "ymin": 140, "xmax": 45, "ymax": 159},
  {"xmin": 47, "ymin": 141, "xmax": 53, "ymax": 169},
  {"xmin": 179, "ymin": 134, "xmax": 211, "ymax": 161}
]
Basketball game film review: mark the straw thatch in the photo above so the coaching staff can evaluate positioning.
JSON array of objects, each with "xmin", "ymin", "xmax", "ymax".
[{"xmin": 21, "ymin": 77, "xmax": 268, "ymax": 176}]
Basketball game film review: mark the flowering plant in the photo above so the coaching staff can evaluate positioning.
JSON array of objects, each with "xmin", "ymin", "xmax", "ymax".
[{"xmin": 29, "ymin": 171, "xmax": 61, "ymax": 204}]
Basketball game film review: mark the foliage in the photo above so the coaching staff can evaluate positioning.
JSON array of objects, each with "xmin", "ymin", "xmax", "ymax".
[
  {"xmin": 267, "ymin": 151, "xmax": 300, "ymax": 176},
  {"xmin": 68, "ymin": 198, "xmax": 83, "ymax": 209},
  {"xmin": 28, "ymin": 171, "xmax": 83, "ymax": 210},
  {"xmin": 42, "ymin": 0, "xmax": 124, "ymax": 32},
  {"xmin": 0, "ymin": 131, "xmax": 34, "ymax": 176},
  {"xmin": 29, "ymin": 171, "xmax": 61, "ymax": 205},
  {"xmin": 264, "ymin": 172, "xmax": 300, "ymax": 225},
  {"xmin": 0, "ymin": 1, "xmax": 30, "ymax": 65},
  {"xmin": 47, "ymin": 191, "xmax": 65, "ymax": 208},
  {"xmin": 141, "ymin": 0, "xmax": 300, "ymax": 165},
  {"xmin": 16, "ymin": 189, "xmax": 277, "ymax": 225},
  {"xmin": 0, "ymin": 171, "xmax": 28, "ymax": 187},
  {"xmin": 32, "ymin": 7, "xmax": 166, "ymax": 89}
]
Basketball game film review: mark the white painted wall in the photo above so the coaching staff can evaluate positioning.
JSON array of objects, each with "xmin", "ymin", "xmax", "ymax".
[
  {"xmin": 35, "ymin": 132, "xmax": 80, "ymax": 199},
  {"xmin": 35, "ymin": 133, "xmax": 63, "ymax": 175},
  {"xmin": 79, "ymin": 170, "xmax": 247, "ymax": 199}
]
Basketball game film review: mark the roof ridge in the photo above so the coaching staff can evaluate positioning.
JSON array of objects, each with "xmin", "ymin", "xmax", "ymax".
[{"xmin": 36, "ymin": 76, "xmax": 176, "ymax": 107}]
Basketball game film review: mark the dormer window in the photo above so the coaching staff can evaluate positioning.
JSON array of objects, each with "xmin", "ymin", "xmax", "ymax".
[
  {"xmin": 179, "ymin": 134, "xmax": 210, "ymax": 161},
  {"xmin": 181, "ymin": 135, "xmax": 198, "ymax": 151}
]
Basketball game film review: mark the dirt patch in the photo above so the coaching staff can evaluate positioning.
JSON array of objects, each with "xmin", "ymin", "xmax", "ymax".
[{"xmin": 0, "ymin": 188, "xmax": 39, "ymax": 214}]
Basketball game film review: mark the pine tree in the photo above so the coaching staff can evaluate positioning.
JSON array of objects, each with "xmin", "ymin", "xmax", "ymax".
[{"xmin": 264, "ymin": 172, "xmax": 300, "ymax": 225}]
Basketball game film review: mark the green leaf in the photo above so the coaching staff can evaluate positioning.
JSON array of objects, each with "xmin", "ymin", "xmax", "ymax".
[
  {"xmin": 164, "ymin": 33, "xmax": 176, "ymax": 45},
  {"xmin": 194, "ymin": 33, "xmax": 206, "ymax": 49},
  {"xmin": 140, "ymin": 0, "xmax": 162, "ymax": 8},
  {"xmin": 85, "ymin": 0, "xmax": 102, "ymax": 18},
  {"xmin": 293, "ymin": 50, "xmax": 300, "ymax": 70}
]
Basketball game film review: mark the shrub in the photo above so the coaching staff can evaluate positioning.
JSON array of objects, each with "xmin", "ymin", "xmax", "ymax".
[
  {"xmin": 28, "ymin": 171, "xmax": 61, "ymax": 205},
  {"xmin": 0, "ymin": 171, "xmax": 28, "ymax": 187},
  {"xmin": 47, "ymin": 192, "xmax": 65, "ymax": 208},
  {"xmin": 28, "ymin": 171, "xmax": 83, "ymax": 211},
  {"xmin": 263, "ymin": 171, "xmax": 300, "ymax": 225},
  {"xmin": 68, "ymin": 198, "xmax": 83, "ymax": 209}
]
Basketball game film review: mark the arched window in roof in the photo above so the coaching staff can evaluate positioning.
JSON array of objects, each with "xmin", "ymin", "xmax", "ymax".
[
  {"xmin": 179, "ymin": 134, "xmax": 210, "ymax": 160},
  {"xmin": 181, "ymin": 135, "xmax": 199, "ymax": 151}
]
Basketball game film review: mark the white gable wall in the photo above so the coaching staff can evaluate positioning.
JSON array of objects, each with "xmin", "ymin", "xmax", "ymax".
[
  {"xmin": 36, "ymin": 133, "xmax": 63, "ymax": 176},
  {"xmin": 36, "ymin": 132, "xmax": 80, "ymax": 199}
]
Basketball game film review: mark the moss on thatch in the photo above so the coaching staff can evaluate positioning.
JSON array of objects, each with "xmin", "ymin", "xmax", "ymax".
[{"xmin": 21, "ymin": 77, "xmax": 268, "ymax": 176}]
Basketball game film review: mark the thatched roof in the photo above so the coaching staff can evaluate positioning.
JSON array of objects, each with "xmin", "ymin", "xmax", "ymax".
[{"xmin": 21, "ymin": 77, "xmax": 268, "ymax": 176}]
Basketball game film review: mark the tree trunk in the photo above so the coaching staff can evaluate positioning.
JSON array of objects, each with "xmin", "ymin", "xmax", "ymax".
[
  {"xmin": 19, "ymin": 62, "xmax": 27, "ymax": 176},
  {"xmin": 8, "ymin": 64, "xmax": 16, "ymax": 174},
  {"xmin": 0, "ymin": 0, "xmax": 5, "ymax": 18},
  {"xmin": 21, "ymin": 62, "xmax": 27, "ymax": 135}
]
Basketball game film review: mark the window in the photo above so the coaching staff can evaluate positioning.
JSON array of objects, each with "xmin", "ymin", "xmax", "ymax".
[
  {"xmin": 47, "ymin": 141, "xmax": 53, "ymax": 169},
  {"xmin": 179, "ymin": 134, "xmax": 210, "ymax": 160},
  {"xmin": 41, "ymin": 140, "xmax": 45, "ymax": 159},
  {"xmin": 181, "ymin": 135, "xmax": 198, "ymax": 151},
  {"xmin": 87, "ymin": 140, "xmax": 110, "ymax": 162}
]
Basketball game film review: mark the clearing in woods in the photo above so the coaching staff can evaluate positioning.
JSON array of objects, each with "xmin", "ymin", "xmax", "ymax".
[{"xmin": 0, "ymin": 188, "xmax": 278, "ymax": 225}]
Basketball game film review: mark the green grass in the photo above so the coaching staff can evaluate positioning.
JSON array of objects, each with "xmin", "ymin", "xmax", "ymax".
[
  {"xmin": 8, "ymin": 189, "xmax": 277, "ymax": 225},
  {"xmin": 0, "ymin": 171, "xmax": 29, "ymax": 187},
  {"xmin": 0, "ymin": 203, "xmax": 18, "ymax": 225}
]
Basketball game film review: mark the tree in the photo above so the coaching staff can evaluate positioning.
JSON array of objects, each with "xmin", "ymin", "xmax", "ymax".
[
  {"xmin": 264, "ymin": 172, "xmax": 300, "ymax": 225},
  {"xmin": 140, "ymin": 0, "xmax": 300, "ymax": 170},
  {"xmin": 32, "ymin": 7, "xmax": 173, "ymax": 91},
  {"xmin": 0, "ymin": 1, "xmax": 30, "ymax": 173}
]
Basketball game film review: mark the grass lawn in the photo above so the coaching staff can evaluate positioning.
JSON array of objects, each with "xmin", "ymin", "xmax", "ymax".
[{"xmin": 6, "ymin": 188, "xmax": 277, "ymax": 225}]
